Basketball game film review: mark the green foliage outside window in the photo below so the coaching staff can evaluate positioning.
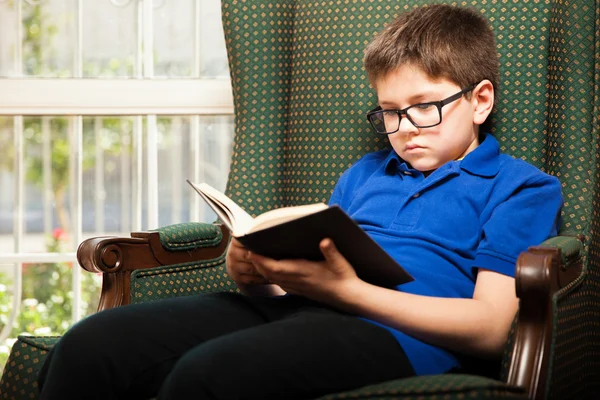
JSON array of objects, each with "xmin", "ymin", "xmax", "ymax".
[{"xmin": 0, "ymin": 230, "xmax": 101, "ymax": 372}]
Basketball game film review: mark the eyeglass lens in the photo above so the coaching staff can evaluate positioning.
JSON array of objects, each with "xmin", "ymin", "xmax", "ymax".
[{"xmin": 370, "ymin": 104, "xmax": 440, "ymax": 133}]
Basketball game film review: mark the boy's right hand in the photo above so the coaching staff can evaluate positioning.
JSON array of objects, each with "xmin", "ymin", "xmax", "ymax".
[{"xmin": 226, "ymin": 238, "xmax": 270, "ymax": 286}]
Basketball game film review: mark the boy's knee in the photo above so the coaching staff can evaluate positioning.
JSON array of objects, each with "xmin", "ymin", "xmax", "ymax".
[
  {"xmin": 44, "ymin": 310, "xmax": 128, "ymax": 370},
  {"xmin": 158, "ymin": 344, "xmax": 243, "ymax": 400}
]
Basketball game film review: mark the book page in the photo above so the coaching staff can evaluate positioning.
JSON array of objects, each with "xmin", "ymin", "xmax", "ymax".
[
  {"xmin": 187, "ymin": 181, "xmax": 255, "ymax": 235},
  {"xmin": 248, "ymin": 203, "xmax": 328, "ymax": 233}
]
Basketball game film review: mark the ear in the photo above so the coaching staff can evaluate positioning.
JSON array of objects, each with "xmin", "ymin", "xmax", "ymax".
[{"xmin": 471, "ymin": 80, "xmax": 494, "ymax": 125}]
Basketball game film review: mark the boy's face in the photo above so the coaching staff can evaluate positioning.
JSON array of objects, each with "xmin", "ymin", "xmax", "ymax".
[{"xmin": 374, "ymin": 64, "xmax": 482, "ymax": 173}]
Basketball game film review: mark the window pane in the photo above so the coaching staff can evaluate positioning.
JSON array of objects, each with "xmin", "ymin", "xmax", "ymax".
[
  {"xmin": 0, "ymin": 115, "xmax": 232, "ymax": 240},
  {"xmin": 153, "ymin": 0, "xmax": 195, "ymax": 77},
  {"xmin": 156, "ymin": 115, "xmax": 234, "ymax": 226},
  {"xmin": 82, "ymin": 0, "xmax": 138, "ymax": 77},
  {"xmin": 198, "ymin": 0, "xmax": 229, "ymax": 77},
  {"xmin": 81, "ymin": 116, "xmax": 136, "ymax": 235},
  {"xmin": 71, "ymin": 115, "xmax": 235, "ymax": 234},
  {"xmin": 22, "ymin": 0, "xmax": 77, "ymax": 77},
  {"xmin": 0, "ymin": 0, "xmax": 230, "ymax": 79},
  {"xmin": 154, "ymin": 0, "xmax": 229, "ymax": 77},
  {"xmin": 19, "ymin": 117, "xmax": 71, "ymax": 251}
]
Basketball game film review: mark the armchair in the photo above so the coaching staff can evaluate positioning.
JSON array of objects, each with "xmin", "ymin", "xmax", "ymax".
[{"xmin": 2, "ymin": 1, "xmax": 599, "ymax": 399}]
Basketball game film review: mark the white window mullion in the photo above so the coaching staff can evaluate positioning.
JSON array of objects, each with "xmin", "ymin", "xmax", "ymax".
[
  {"xmin": 69, "ymin": 116, "xmax": 83, "ymax": 322},
  {"xmin": 131, "ymin": 0, "xmax": 144, "ymax": 232},
  {"xmin": 170, "ymin": 117, "xmax": 183, "ymax": 223},
  {"xmin": 132, "ymin": 117, "xmax": 143, "ymax": 232},
  {"xmin": 189, "ymin": 119, "xmax": 203, "ymax": 222},
  {"xmin": 14, "ymin": 0, "xmax": 22, "ymax": 77},
  {"xmin": 189, "ymin": 0, "xmax": 204, "ymax": 222},
  {"xmin": 0, "ymin": 116, "xmax": 25, "ymax": 344},
  {"xmin": 70, "ymin": 0, "xmax": 84, "ymax": 322},
  {"xmin": 94, "ymin": 117, "xmax": 105, "ymax": 233},
  {"xmin": 146, "ymin": 115, "xmax": 159, "ymax": 229},
  {"xmin": 143, "ymin": 0, "xmax": 159, "ymax": 230},
  {"xmin": 218, "ymin": 116, "xmax": 233, "ymax": 186},
  {"xmin": 120, "ymin": 121, "xmax": 131, "ymax": 232},
  {"xmin": 42, "ymin": 117, "xmax": 52, "ymax": 234}
]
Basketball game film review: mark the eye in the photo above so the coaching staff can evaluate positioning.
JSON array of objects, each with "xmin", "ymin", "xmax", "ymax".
[
  {"xmin": 414, "ymin": 103, "xmax": 435, "ymax": 111},
  {"xmin": 382, "ymin": 110, "xmax": 398, "ymax": 117}
]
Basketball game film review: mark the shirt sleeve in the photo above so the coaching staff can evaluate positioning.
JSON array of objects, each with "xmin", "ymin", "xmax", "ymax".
[{"xmin": 474, "ymin": 175, "xmax": 563, "ymax": 277}]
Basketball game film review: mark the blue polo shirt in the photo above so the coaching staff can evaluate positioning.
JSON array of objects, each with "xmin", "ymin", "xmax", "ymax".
[{"xmin": 328, "ymin": 133, "xmax": 563, "ymax": 376}]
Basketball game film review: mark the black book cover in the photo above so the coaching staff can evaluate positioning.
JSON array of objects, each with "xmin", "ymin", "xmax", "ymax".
[{"xmin": 236, "ymin": 206, "xmax": 413, "ymax": 289}]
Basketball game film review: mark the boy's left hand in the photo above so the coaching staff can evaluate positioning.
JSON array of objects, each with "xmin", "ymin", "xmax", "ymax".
[{"xmin": 246, "ymin": 238, "xmax": 360, "ymax": 303}]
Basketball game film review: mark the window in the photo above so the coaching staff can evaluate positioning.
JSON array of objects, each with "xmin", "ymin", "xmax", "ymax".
[{"xmin": 0, "ymin": 0, "xmax": 234, "ymax": 371}]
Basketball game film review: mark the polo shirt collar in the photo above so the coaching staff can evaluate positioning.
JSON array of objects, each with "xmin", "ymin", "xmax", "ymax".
[
  {"xmin": 459, "ymin": 133, "xmax": 500, "ymax": 177},
  {"xmin": 383, "ymin": 132, "xmax": 500, "ymax": 177},
  {"xmin": 384, "ymin": 151, "xmax": 407, "ymax": 175}
]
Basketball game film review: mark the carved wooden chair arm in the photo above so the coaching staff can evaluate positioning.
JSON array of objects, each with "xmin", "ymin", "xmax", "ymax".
[
  {"xmin": 77, "ymin": 223, "xmax": 230, "ymax": 311},
  {"xmin": 507, "ymin": 234, "xmax": 585, "ymax": 399}
]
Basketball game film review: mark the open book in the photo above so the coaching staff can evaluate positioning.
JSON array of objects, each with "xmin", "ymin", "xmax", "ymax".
[{"xmin": 187, "ymin": 180, "xmax": 413, "ymax": 288}]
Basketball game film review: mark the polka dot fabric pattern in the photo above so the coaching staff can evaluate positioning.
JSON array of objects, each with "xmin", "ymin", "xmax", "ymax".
[
  {"xmin": 545, "ymin": 1, "xmax": 600, "ymax": 398},
  {"xmin": 0, "ymin": 336, "xmax": 60, "ymax": 400},
  {"xmin": 130, "ymin": 256, "xmax": 238, "ymax": 304},
  {"xmin": 221, "ymin": 1, "xmax": 294, "ymax": 217}
]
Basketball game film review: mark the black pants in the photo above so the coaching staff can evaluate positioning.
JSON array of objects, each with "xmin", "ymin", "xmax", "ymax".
[{"xmin": 38, "ymin": 292, "xmax": 415, "ymax": 400}]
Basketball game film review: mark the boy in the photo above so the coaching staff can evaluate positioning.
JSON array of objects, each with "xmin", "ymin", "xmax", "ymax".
[{"xmin": 38, "ymin": 4, "xmax": 562, "ymax": 400}]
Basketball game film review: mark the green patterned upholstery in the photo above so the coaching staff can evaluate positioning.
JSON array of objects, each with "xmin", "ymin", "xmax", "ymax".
[
  {"xmin": 155, "ymin": 222, "xmax": 223, "ymax": 251},
  {"xmin": 0, "ymin": 336, "xmax": 59, "ymax": 400},
  {"xmin": 130, "ymin": 256, "xmax": 237, "ymax": 304},
  {"xmin": 316, "ymin": 374, "xmax": 526, "ymax": 400},
  {"xmin": 126, "ymin": 222, "xmax": 237, "ymax": 304}
]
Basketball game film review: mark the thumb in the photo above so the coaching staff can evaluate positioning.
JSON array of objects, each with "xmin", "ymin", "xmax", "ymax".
[{"xmin": 319, "ymin": 238, "xmax": 344, "ymax": 265}]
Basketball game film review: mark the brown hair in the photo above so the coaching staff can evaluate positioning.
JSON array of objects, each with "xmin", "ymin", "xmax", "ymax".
[{"xmin": 364, "ymin": 4, "xmax": 499, "ymax": 103}]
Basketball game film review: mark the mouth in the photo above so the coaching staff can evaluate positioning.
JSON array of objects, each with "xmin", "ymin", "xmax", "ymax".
[{"xmin": 404, "ymin": 143, "xmax": 424, "ymax": 152}]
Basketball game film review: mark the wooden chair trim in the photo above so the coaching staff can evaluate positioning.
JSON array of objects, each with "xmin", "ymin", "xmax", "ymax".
[
  {"xmin": 77, "ymin": 225, "xmax": 230, "ymax": 311},
  {"xmin": 507, "ymin": 244, "xmax": 584, "ymax": 399}
]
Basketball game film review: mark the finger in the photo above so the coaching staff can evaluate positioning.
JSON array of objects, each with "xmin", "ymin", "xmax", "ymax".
[
  {"xmin": 246, "ymin": 251, "xmax": 270, "ymax": 264},
  {"xmin": 240, "ymin": 262, "xmax": 262, "ymax": 276},
  {"xmin": 319, "ymin": 238, "xmax": 343, "ymax": 263},
  {"xmin": 246, "ymin": 252, "xmax": 272, "ymax": 274},
  {"xmin": 238, "ymin": 274, "xmax": 270, "ymax": 285},
  {"xmin": 230, "ymin": 238, "xmax": 245, "ymax": 249}
]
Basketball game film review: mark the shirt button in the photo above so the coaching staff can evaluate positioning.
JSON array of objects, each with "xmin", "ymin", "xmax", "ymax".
[
  {"xmin": 413, "ymin": 193, "xmax": 420, "ymax": 198},
  {"xmin": 403, "ymin": 171, "xmax": 412, "ymax": 175}
]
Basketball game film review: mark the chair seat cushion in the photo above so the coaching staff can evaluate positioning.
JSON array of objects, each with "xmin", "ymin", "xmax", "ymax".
[
  {"xmin": 0, "ymin": 335, "xmax": 59, "ymax": 400},
  {"xmin": 316, "ymin": 374, "xmax": 527, "ymax": 399}
]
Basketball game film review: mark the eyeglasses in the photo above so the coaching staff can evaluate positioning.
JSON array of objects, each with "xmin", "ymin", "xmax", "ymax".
[{"xmin": 366, "ymin": 84, "xmax": 477, "ymax": 134}]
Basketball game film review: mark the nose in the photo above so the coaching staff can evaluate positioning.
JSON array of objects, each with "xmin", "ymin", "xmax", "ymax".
[{"xmin": 395, "ymin": 114, "xmax": 419, "ymax": 135}]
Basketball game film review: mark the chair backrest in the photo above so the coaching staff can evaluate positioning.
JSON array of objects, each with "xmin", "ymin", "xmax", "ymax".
[
  {"xmin": 221, "ymin": 0, "xmax": 600, "ymax": 395},
  {"xmin": 222, "ymin": 0, "xmax": 596, "ymax": 231}
]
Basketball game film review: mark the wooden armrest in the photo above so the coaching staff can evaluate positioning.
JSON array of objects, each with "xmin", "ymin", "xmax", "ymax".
[
  {"xmin": 77, "ymin": 225, "xmax": 230, "ymax": 311},
  {"xmin": 507, "ymin": 237, "xmax": 585, "ymax": 399}
]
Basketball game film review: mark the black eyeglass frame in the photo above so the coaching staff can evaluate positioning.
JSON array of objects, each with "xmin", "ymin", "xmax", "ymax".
[{"xmin": 366, "ymin": 83, "xmax": 478, "ymax": 134}]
